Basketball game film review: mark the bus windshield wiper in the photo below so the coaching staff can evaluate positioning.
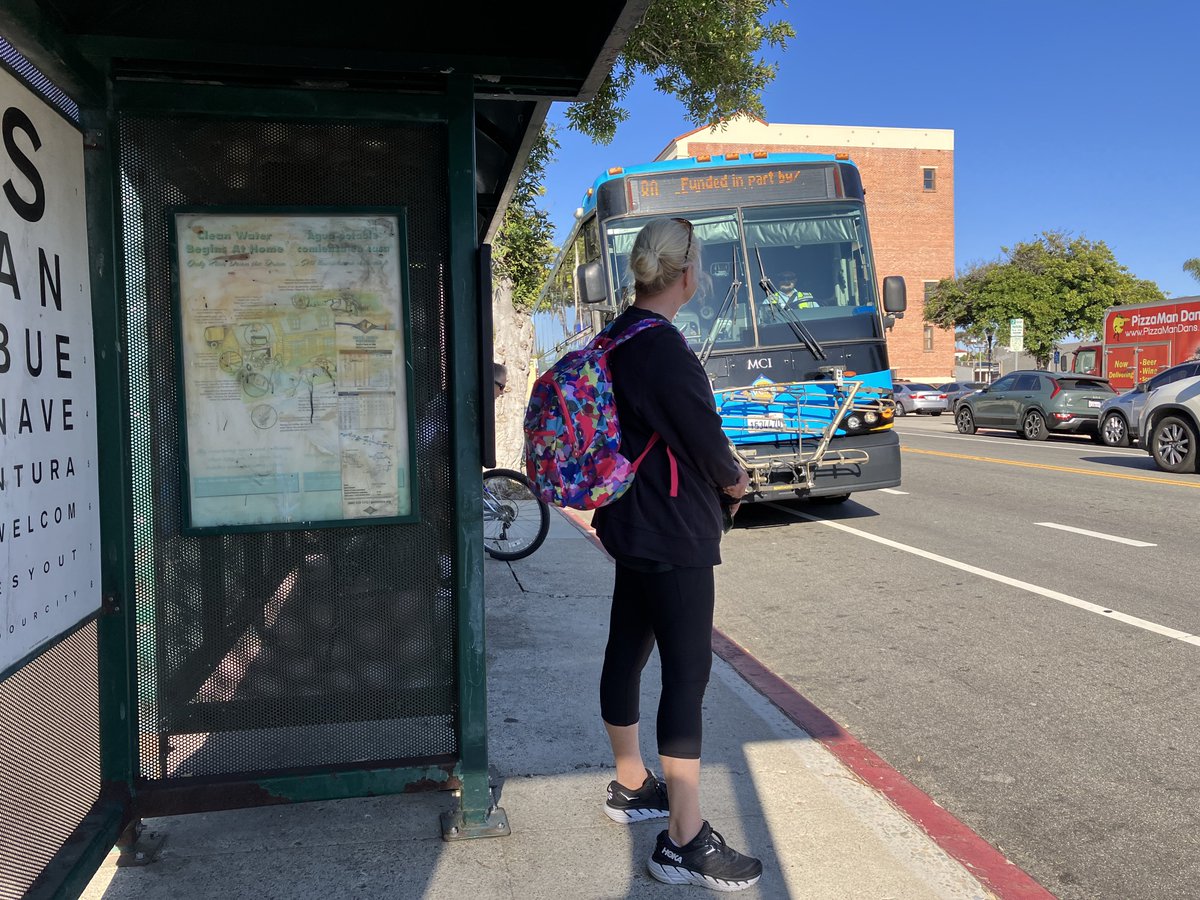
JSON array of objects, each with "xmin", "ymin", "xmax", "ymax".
[
  {"xmin": 698, "ymin": 248, "xmax": 742, "ymax": 366},
  {"xmin": 753, "ymin": 247, "xmax": 827, "ymax": 360}
]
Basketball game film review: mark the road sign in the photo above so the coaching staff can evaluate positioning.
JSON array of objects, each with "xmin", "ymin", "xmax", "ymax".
[
  {"xmin": 1010, "ymin": 318, "xmax": 1025, "ymax": 353},
  {"xmin": 1053, "ymin": 349, "xmax": 1061, "ymax": 365}
]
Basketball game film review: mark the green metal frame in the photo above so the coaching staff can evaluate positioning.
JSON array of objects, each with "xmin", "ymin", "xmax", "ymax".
[
  {"xmin": 105, "ymin": 75, "xmax": 499, "ymax": 827},
  {"xmin": 133, "ymin": 761, "xmax": 463, "ymax": 816},
  {"xmin": 441, "ymin": 70, "xmax": 507, "ymax": 839}
]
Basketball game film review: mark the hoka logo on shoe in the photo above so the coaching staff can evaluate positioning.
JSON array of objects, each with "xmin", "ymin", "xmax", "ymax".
[{"xmin": 662, "ymin": 848, "xmax": 683, "ymax": 864}]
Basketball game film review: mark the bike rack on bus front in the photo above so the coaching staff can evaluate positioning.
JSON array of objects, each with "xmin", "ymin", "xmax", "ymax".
[{"xmin": 713, "ymin": 376, "xmax": 895, "ymax": 498}]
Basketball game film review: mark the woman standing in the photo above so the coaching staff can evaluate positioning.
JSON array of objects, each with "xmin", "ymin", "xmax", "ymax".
[{"xmin": 591, "ymin": 216, "xmax": 760, "ymax": 891}]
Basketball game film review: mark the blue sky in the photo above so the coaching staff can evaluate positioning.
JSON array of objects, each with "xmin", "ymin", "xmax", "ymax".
[{"xmin": 538, "ymin": 0, "xmax": 1200, "ymax": 299}]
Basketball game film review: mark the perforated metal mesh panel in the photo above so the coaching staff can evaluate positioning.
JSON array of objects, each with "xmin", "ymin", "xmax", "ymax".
[
  {"xmin": 0, "ymin": 36, "xmax": 82, "ymax": 123},
  {"xmin": 0, "ymin": 623, "xmax": 101, "ymax": 899},
  {"xmin": 118, "ymin": 115, "xmax": 457, "ymax": 780}
]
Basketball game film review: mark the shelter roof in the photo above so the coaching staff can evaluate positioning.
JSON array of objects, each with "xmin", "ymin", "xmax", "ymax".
[{"xmin": 1, "ymin": 0, "xmax": 649, "ymax": 240}]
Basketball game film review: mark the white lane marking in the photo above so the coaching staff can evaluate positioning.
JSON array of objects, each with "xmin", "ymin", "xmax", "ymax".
[
  {"xmin": 878, "ymin": 488, "xmax": 908, "ymax": 495},
  {"xmin": 1035, "ymin": 522, "xmax": 1156, "ymax": 547},
  {"xmin": 774, "ymin": 505, "xmax": 1200, "ymax": 648},
  {"xmin": 896, "ymin": 428, "xmax": 1143, "ymax": 457}
]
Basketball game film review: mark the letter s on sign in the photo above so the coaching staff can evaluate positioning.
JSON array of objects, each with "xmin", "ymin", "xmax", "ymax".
[{"xmin": 3, "ymin": 106, "xmax": 46, "ymax": 223}]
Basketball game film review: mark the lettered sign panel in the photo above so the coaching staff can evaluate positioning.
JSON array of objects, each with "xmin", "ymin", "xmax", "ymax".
[{"xmin": 0, "ymin": 68, "xmax": 101, "ymax": 672}]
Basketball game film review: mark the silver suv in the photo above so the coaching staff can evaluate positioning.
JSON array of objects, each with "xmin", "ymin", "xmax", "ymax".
[
  {"xmin": 1139, "ymin": 368, "xmax": 1200, "ymax": 472},
  {"xmin": 1098, "ymin": 360, "xmax": 1200, "ymax": 447}
]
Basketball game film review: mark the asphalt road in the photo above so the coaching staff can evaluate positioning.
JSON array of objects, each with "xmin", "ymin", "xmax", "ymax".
[{"xmin": 715, "ymin": 414, "xmax": 1200, "ymax": 900}]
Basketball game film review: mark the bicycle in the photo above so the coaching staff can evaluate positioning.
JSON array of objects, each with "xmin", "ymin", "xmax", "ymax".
[{"xmin": 482, "ymin": 468, "xmax": 550, "ymax": 560}]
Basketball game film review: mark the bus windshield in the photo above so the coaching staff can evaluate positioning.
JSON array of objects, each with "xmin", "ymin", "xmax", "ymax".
[
  {"xmin": 601, "ymin": 201, "xmax": 882, "ymax": 353},
  {"xmin": 745, "ymin": 202, "xmax": 882, "ymax": 348}
]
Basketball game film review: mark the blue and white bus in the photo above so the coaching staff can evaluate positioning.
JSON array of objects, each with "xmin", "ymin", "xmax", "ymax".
[{"xmin": 533, "ymin": 151, "xmax": 907, "ymax": 503}]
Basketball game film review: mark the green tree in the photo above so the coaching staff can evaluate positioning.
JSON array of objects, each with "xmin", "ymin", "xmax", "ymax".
[
  {"xmin": 925, "ymin": 231, "xmax": 1164, "ymax": 367},
  {"xmin": 492, "ymin": 129, "xmax": 559, "ymax": 312},
  {"xmin": 565, "ymin": 0, "xmax": 794, "ymax": 144},
  {"xmin": 492, "ymin": 0, "xmax": 794, "ymax": 309},
  {"xmin": 1185, "ymin": 258, "xmax": 1200, "ymax": 283}
]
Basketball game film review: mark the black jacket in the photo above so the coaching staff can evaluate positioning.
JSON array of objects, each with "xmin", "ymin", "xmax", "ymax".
[{"xmin": 592, "ymin": 307, "xmax": 743, "ymax": 567}]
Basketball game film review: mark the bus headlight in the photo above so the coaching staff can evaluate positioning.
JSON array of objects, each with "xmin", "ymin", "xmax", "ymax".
[{"xmin": 841, "ymin": 406, "xmax": 891, "ymax": 433}]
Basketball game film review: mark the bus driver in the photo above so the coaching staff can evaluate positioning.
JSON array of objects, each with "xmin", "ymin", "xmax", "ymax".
[{"xmin": 762, "ymin": 270, "xmax": 819, "ymax": 318}]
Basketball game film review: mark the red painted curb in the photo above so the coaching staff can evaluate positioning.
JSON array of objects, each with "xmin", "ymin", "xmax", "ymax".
[
  {"xmin": 710, "ymin": 629, "xmax": 1057, "ymax": 900},
  {"xmin": 560, "ymin": 506, "xmax": 1054, "ymax": 899}
]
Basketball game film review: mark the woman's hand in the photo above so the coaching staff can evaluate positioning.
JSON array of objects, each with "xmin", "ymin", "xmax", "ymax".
[{"xmin": 722, "ymin": 469, "xmax": 750, "ymax": 517}]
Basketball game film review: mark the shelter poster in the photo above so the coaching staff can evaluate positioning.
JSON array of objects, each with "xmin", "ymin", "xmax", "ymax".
[
  {"xmin": 173, "ymin": 210, "xmax": 412, "ymax": 531},
  {"xmin": 0, "ymin": 70, "xmax": 102, "ymax": 671}
]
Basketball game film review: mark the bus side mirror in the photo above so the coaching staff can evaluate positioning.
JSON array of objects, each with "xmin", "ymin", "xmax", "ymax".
[
  {"xmin": 882, "ymin": 276, "xmax": 907, "ymax": 314},
  {"xmin": 576, "ymin": 260, "xmax": 608, "ymax": 304}
]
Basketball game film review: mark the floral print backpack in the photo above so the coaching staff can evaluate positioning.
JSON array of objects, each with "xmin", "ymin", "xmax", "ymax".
[{"xmin": 524, "ymin": 317, "xmax": 677, "ymax": 510}]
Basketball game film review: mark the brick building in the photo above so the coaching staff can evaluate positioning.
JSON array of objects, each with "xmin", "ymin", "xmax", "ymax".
[{"xmin": 655, "ymin": 118, "xmax": 956, "ymax": 382}]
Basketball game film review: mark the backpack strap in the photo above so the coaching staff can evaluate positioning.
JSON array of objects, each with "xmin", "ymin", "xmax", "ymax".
[
  {"xmin": 600, "ymin": 315, "xmax": 668, "ymax": 351},
  {"xmin": 629, "ymin": 433, "xmax": 680, "ymax": 498},
  {"xmin": 608, "ymin": 316, "xmax": 678, "ymax": 498}
]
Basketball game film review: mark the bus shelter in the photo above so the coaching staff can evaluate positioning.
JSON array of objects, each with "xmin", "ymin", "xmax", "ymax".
[{"xmin": 0, "ymin": 3, "xmax": 647, "ymax": 896}]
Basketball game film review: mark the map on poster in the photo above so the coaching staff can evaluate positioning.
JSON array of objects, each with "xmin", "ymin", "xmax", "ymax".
[
  {"xmin": 1, "ymin": 69, "xmax": 102, "ymax": 672},
  {"xmin": 174, "ymin": 211, "xmax": 412, "ymax": 530}
]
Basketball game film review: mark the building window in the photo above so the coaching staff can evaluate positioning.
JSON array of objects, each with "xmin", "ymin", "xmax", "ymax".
[
  {"xmin": 923, "ymin": 280, "xmax": 938, "ymax": 303},
  {"xmin": 922, "ymin": 167, "xmax": 936, "ymax": 191},
  {"xmin": 923, "ymin": 324, "xmax": 935, "ymax": 352}
]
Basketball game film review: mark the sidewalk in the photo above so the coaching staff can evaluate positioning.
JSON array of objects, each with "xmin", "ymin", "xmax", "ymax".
[{"xmin": 83, "ymin": 509, "xmax": 1047, "ymax": 900}]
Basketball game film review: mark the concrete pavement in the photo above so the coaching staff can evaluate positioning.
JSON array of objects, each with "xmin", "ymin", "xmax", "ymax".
[{"xmin": 82, "ymin": 508, "xmax": 1050, "ymax": 899}]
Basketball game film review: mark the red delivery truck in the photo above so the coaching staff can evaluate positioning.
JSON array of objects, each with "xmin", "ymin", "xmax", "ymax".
[{"xmin": 1069, "ymin": 296, "xmax": 1200, "ymax": 391}]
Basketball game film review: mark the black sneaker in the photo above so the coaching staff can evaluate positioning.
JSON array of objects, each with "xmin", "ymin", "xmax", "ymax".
[
  {"xmin": 648, "ymin": 821, "xmax": 762, "ymax": 892},
  {"xmin": 603, "ymin": 768, "xmax": 669, "ymax": 823}
]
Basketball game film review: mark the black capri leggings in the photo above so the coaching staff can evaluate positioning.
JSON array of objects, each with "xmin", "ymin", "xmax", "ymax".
[{"xmin": 599, "ymin": 561, "xmax": 715, "ymax": 760}]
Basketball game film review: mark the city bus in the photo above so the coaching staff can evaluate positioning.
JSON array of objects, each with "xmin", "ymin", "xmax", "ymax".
[{"xmin": 532, "ymin": 151, "xmax": 908, "ymax": 503}]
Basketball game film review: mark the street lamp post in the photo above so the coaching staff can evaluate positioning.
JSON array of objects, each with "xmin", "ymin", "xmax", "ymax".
[{"xmin": 984, "ymin": 327, "xmax": 996, "ymax": 381}]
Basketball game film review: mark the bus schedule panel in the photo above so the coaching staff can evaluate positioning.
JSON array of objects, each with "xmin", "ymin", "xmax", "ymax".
[{"xmin": 612, "ymin": 164, "xmax": 841, "ymax": 217}]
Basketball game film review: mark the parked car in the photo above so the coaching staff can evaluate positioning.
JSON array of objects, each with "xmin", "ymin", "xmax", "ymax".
[
  {"xmin": 1139, "ymin": 368, "xmax": 1200, "ymax": 473},
  {"xmin": 953, "ymin": 370, "xmax": 1116, "ymax": 441},
  {"xmin": 1098, "ymin": 385, "xmax": 1148, "ymax": 447},
  {"xmin": 939, "ymin": 380, "xmax": 988, "ymax": 412},
  {"xmin": 1097, "ymin": 360, "xmax": 1200, "ymax": 447},
  {"xmin": 893, "ymin": 382, "xmax": 946, "ymax": 416}
]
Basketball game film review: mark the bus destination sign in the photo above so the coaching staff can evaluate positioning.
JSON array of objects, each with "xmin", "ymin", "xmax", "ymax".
[{"xmin": 626, "ymin": 164, "xmax": 838, "ymax": 214}]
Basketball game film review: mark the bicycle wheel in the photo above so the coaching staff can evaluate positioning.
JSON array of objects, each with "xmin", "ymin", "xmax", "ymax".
[{"xmin": 481, "ymin": 468, "xmax": 551, "ymax": 561}]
